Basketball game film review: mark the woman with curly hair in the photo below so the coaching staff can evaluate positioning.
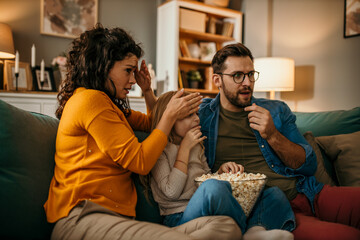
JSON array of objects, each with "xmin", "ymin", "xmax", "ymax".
[{"xmin": 44, "ymin": 24, "xmax": 241, "ymax": 240}]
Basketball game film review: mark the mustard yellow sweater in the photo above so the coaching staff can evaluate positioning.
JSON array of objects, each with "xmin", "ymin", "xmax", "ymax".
[{"xmin": 44, "ymin": 88, "xmax": 167, "ymax": 223}]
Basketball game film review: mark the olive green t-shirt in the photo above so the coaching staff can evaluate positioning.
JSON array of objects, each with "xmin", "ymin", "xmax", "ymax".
[{"xmin": 214, "ymin": 105, "xmax": 298, "ymax": 200}]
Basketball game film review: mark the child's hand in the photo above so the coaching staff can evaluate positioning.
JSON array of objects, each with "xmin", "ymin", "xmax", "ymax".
[
  {"xmin": 135, "ymin": 60, "xmax": 152, "ymax": 93},
  {"xmin": 217, "ymin": 162, "xmax": 244, "ymax": 174},
  {"xmin": 181, "ymin": 126, "xmax": 206, "ymax": 150}
]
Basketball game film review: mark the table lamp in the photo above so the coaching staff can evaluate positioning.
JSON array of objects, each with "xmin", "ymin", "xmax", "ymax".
[
  {"xmin": 254, "ymin": 57, "xmax": 295, "ymax": 100},
  {"xmin": 0, "ymin": 23, "xmax": 15, "ymax": 59},
  {"xmin": 0, "ymin": 23, "xmax": 15, "ymax": 89}
]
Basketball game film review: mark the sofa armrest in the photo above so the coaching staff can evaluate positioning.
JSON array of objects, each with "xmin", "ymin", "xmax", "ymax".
[{"xmin": 0, "ymin": 100, "xmax": 59, "ymax": 239}]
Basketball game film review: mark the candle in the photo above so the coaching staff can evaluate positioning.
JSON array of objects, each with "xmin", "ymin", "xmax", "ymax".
[
  {"xmin": 31, "ymin": 44, "xmax": 36, "ymax": 68},
  {"xmin": 40, "ymin": 59, "xmax": 45, "ymax": 82},
  {"xmin": 15, "ymin": 51, "xmax": 19, "ymax": 74}
]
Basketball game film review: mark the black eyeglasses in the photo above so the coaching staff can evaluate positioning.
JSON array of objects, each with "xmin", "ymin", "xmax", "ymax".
[{"xmin": 216, "ymin": 71, "xmax": 260, "ymax": 84}]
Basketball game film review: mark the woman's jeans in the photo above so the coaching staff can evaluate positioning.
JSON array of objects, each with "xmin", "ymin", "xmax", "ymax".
[{"xmin": 163, "ymin": 179, "xmax": 295, "ymax": 234}]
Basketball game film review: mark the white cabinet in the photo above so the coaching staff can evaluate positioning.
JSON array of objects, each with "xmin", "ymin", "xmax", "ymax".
[
  {"xmin": 129, "ymin": 97, "xmax": 146, "ymax": 114},
  {"xmin": 156, "ymin": 0, "xmax": 243, "ymax": 96},
  {"xmin": 0, "ymin": 92, "xmax": 58, "ymax": 118},
  {"xmin": 0, "ymin": 92, "xmax": 146, "ymax": 118}
]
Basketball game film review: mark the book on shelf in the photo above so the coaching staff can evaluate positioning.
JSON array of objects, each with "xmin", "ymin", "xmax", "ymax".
[
  {"xmin": 179, "ymin": 40, "xmax": 191, "ymax": 58},
  {"xmin": 179, "ymin": 45, "xmax": 183, "ymax": 57},
  {"xmin": 203, "ymin": 67, "xmax": 216, "ymax": 90},
  {"xmin": 178, "ymin": 68, "xmax": 183, "ymax": 89},
  {"xmin": 222, "ymin": 18, "xmax": 234, "ymax": 37},
  {"xmin": 180, "ymin": 69, "xmax": 189, "ymax": 88},
  {"xmin": 207, "ymin": 16, "xmax": 218, "ymax": 34},
  {"xmin": 207, "ymin": 16, "xmax": 228, "ymax": 36}
]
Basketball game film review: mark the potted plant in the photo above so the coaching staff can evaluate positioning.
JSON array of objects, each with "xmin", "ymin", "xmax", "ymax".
[{"xmin": 186, "ymin": 70, "xmax": 203, "ymax": 89}]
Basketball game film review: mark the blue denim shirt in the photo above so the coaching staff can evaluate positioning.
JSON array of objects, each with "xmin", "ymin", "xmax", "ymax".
[{"xmin": 198, "ymin": 94, "xmax": 324, "ymax": 210}]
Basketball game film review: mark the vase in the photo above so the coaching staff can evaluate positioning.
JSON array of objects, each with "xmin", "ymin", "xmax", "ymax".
[
  {"xmin": 187, "ymin": 43, "xmax": 201, "ymax": 59},
  {"xmin": 189, "ymin": 80, "xmax": 199, "ymax": 89}
]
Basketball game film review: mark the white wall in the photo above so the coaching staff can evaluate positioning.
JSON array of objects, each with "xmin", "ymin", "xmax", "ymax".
[
  {"xmin": 1, "ymin": 0, "xmax": 359, "ymax": 112},
  {"xmin": 0, "ymin": 0, "xmax": 157, "ymax": 70},
  {"xmin": 242, "ymin": 0, "xmax": 360, "ymax": 112}
]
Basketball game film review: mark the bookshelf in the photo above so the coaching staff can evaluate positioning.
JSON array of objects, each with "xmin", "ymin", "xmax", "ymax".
[{"xmin": 156, "ymin": 0, "xmax": 243, "ymax": 97}]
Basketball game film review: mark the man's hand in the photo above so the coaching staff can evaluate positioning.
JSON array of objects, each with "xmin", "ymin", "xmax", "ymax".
[
  {"xmin": 217, "ymin": 162, "xmax": 244, "ymax": 174},
  {"xmin": 245, "ymin": 103, "xmax": 306, "ymax": 169},
  {"xmin": 245, "ymin": 103, "xmax": 277, "ymax": 140}
]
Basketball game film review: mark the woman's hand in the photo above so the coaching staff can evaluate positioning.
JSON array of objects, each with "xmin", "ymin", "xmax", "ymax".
[
  {"xmin": 135, "ymin": 60, "xmax": 152, "ymax": 93},
  {"xmin": 135, "ymin": 59, "xmax": 158, "ymax": 111},
  {"xmin": 181, "ymin": 126, "xmax": 206, "ymax": 150},
  {"xmin": 155, "ymin": 89, "xmax": 202, "ymax": 138},
  {"xmin": 165, "ymin": 89, "xmax": 203, "ymax": 120},
  {"xmin": 217, "ymin": 162, "xmax": 244, "ymax": 174}
]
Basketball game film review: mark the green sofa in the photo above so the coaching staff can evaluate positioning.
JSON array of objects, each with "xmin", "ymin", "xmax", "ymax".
[{"xmin": 0, "ymin": 99, "xmax": 359, "ymax": 239}]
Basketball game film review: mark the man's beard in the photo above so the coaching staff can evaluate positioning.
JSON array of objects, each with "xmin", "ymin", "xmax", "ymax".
[{"xmin": 222, "ymin": 78, "xmax": 252, "ymax": 108}]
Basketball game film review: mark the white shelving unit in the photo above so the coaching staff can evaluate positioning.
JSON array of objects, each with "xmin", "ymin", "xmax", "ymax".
[{"xmin": 156, "ymin": 0, "xmax": 243, "ymax": 96}]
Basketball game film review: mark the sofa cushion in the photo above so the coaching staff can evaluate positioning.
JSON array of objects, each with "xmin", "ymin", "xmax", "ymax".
[
  {"xmin": 0, "ymin": 100, "xmax": 59, "ymax": 239},
  {"xmin": 303, "ymin": 132, "xmax": 336, "ymax": 186},
  {"xmin": 133, "ymin": 131, "xmax": 163, "ymax": 223},
  {"xmin": 294, "ymin": 107, "xmax": 360, "ymax": 137},
  {"xmin": 316, "ymin": 131, "xmax": 360, "ymax": 187},
  {"xmin": 133, "ymin": 174, "xmax": 163, "ymax": 223}
]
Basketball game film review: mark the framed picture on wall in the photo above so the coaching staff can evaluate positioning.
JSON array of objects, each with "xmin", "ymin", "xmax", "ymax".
[
  {"xmin": 344, "ymin": 0, "xmax": 360, "ymax": 38},
  {"xmin": 199, "ymin": 42, "xmax": 217, "ymax": 62},
  {"xmin": 3, "ymin": 60, "xmax": 33, "ymax": 91},
  {"xmin": 40, "ymin": 0, "xmax": 98, "ymax": 39},
  {"xmin": 31, "ymin": 66, "xmax": 56, "ymax": 92}
]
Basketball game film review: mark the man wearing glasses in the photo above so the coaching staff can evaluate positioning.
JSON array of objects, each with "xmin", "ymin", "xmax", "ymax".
[{"xmin": 198, "ymin": 43, "xmax": 360, "ymax": 239}]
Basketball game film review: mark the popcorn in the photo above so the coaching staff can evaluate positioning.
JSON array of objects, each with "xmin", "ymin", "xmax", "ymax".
[{"xmin": 195, "ymin": 172, "xmax": 267, "ymax": 216}]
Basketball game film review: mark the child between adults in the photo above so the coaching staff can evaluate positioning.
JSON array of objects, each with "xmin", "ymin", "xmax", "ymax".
[{"xmin": 143, "ymin": 91, "xmax": 295, "ymax": 240}]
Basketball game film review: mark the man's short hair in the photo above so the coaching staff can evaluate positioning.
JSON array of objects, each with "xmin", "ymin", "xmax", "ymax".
[{"xmin": 211, "ymin": 43, "xmax": 254, "ymax": 73}]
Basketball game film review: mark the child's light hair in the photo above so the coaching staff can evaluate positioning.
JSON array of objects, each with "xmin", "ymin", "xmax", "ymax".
[{"xmin": 140, "ymin": 90, "xmax": 190, "ymax": 202}]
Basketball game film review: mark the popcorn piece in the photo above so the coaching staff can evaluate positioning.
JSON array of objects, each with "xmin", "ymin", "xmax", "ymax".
[{"xmin": 195, "ymin": 172, "xmax": 267, "ymax": 216}]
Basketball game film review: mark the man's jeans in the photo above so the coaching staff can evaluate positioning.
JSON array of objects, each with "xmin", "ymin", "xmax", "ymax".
[{"xmin": 164, "ymin": 179, "xmax": 295, "ymax": 234}]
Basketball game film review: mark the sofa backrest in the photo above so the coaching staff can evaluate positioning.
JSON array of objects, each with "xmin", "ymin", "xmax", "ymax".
[
  {"xmin": 294, "ymin": 107, "xmax": 360, "ymax": 185},
  {"xmin": 294, "ymin": 107, "xmax": 360, "ymax": 137},
  {"xmin": 0, "ymin": 99, "xmax": 59, "ymax": 239}
]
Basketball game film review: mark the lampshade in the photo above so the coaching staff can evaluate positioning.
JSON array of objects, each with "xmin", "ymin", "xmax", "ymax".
[
  {"xmin": 0, "ymin": 23, "xmax": 15, "ymax": 59},
  {"xmin": 254, "ymin": 57, "xmax": 294, "ymax": 99}
]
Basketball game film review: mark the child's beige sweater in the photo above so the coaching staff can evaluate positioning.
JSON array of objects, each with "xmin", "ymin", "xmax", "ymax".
[{"xmin": 150, "ymin": 142, "xmax": 211, "ymax": 216}]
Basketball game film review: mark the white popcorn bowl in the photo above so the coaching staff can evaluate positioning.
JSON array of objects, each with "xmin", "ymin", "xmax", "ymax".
[{"xmin": 195, "ymin": 176, "xmax": 267, "ymax": 217}]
